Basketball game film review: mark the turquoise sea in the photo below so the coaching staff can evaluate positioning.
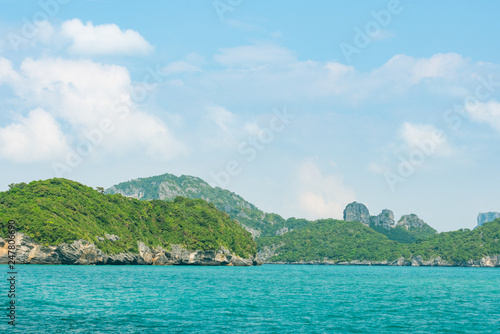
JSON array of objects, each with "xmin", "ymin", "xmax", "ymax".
[{"xmin": 3, "ymin": 265, "xmax": 500, "ymax": 333}]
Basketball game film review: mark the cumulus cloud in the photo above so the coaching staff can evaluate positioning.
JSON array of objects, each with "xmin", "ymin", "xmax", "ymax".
[
  {"xmin": 398, "ymin": 122, "xmax": 453, "ymax": 157},
  {"xmin": 370, "ymin": 53, "xmax": 468, "ymax": 90},
  {"xmin": 297, "ymin": 159, "xmax": 355, "ymax": 220},
  {"xmin": 17, "ymin": 57, "xmax": 131, "ymax": 126},
  {"xmin": 0, "ymin": 58, "xmax": 20, "ymax": 84},
  {"xmin": 0, "ymin": 57, "xmax": 184, "ymax": 165},
  {"xmin": 465, "ymin": 99, "xmax": 500, "ymax": 133},
  {"xmin": 0, "ymin": 109, "xmax": 69, "ymax": 162},
  {"xmin": 61, "ymin": 19, "xmax": 153, "ymax": 55}
]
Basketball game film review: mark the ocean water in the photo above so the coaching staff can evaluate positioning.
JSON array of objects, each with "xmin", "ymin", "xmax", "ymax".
[{"xmin": 3, "ymin": 265, "xmax": 500, "ymax": 333}]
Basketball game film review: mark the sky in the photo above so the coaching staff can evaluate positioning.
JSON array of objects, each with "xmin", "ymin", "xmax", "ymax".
[{"xmin": 0, "ymin": 0, "xmax": 499, "ymax": 231}]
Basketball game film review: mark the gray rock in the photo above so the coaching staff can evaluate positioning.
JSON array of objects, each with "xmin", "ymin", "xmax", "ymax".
[
  {"xmin": 349, "ymin": 260, "xmax": 372, "ymax": 265},
  {"xmin": 343, "ymin": 202, "xmax": 370, "ymax": 225},
  {"xmin": 148, "ymin": 244, "xmax": 254, "ymax": 266},
  {"xmin": 256, "ymin": 243, "xmax": 284, "ymax": 262},
  {"xmin": 56, "ymin": 240, "xmax": 109, "ymax": 265},
  {"xmin": 240, "ymin": 224, "xmax": 261, "ymax": 238},
  {"xmin": 107, "ymin": 252, "xmax": 145, "ymax": 265},
  {"xmin": 30, "ymin": 245, "xmax": 61, "ymax": 264},
  {"xmin": 397, "ymin": 214, "xmax": 426, "ymax": 229},
  {"xmin": 410, "ymin": 255, "xmax": 424, "ymax": 266},
  {"xmin": 370, "ymin": 209, "xmax": 395, "ymax": 229},
  {"xmin": 390, "ymin": 257, "xmax": 411, "ymax": 266},
  {"xmin": 230, "ymin": 256, "xmax": 253, "ymax": 266},
  {"xmin": 104, "ymin": 233, "xmax": 120, "ymax": 242},
  {"xmin": 275, "ymin": 227, "xmax": 291, "ymax": 236},
  {"xmin": 477, "ymin": 212, "xmax": 500, "ymax": 228},
  {"xmin": 152, "ymin": 252, "xmax": 171, "ymax": 265},
  {"xmin": 480, "ymin": 255, "xmax": 500, "ymax": 267},
  {"xmin": 138, "ymin": 241, "xmax": 153, "ymax": 263},
  {"xmin": 0, "ymin": 233, "xmax": 259, "ymax": 266},
  {"xmin": 371, "ymin": 260, "xmax": 389, "ymax": 265}
]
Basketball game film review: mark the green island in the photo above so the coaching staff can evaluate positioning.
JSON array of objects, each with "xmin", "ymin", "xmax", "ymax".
[
  {"xmin": 1, "ymin": 174, "xmax": 499, "ymax": 266},
  {"xmin": 258, "ymin": 218, "xmax": 500, "ymax": 264},
  {"xmin": 0, "ymin": 178, "xmax": 256, "ymax": 258}
]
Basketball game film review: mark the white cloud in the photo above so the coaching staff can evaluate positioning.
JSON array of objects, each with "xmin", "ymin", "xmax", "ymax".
[
  {"xmin": 36, "ymin": 20, "xmax": 55, "ymax": 44},
  {"xmin": 324, "ymin": 62, "xmax": 354, "ymax": 77},
  {"xmin": 297, "ymin": 159, "xmax": 355, "ymax": 220},
  {"xmin": 17, "ymin": 57, "xmax": 131, "ymax": 126},
  {"xmin": 214, "ymin": 43, "xmax": 296, "ymax": 67},
  {"xmin": 242, "ymin": 122, "xmax": 262, "ymax": 137},
  {"xmin": 0, "ymin": 57, "xmax": 184, "ymax": 164},
  {"xmin": 206, "ymin": 105, "xmax": 234, "ymax": 132},
  {"xmin": 163, "ymin": 61, "xmax": 201, "ymax": 75},
  {"xmin": 173, "ymin": 46, "xmax": 483, "ymax": 106},
  {"xmin": 61, "ymin": 19, "xmax": 153, "ymax": 55},
  {"xmin": 466, "ymin": 99, "xmax": 500, "ymax": 133},
  {"xmin": 373, "ymin": 53, "xmax": 467, "ymax": 86},
  {"xmin": 0, "ymin": 109, "xmax": 69, "ymax": 162},
  {"xmin": 398, "ymin": 122, "xmax": 452, "ymax": 157},
  {"xmin": 0, "ymin": 57, "xmax": 20, "ymax": 84},
  {"xmin": 102, "ymin": 111, "xmax": 185, "ymax": 160}
]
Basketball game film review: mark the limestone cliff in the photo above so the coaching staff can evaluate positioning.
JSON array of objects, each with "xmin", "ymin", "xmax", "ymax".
[
  {"xmin": 477, "ymin": 212, "xmax": 500, "ymax": 228},
  {"xmin": 343, "ymin": 202, "xmax": 370, "ymax": 225},
  {"xmin": 0, "ymin": 233, "xmax": 261, "ymax": 266},
  {"xmin": 370, "ymin": 209, "xmax": 395, "ymax": 229}
]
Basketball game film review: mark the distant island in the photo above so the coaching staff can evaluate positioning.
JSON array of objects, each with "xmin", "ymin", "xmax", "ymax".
[
  {"xmin": 1, "ymin": 174, "xmax": 499, "ymax": 267},
  {"xmin": 477, "ymin": 212, "xmax": 500, "ymax": 228}
]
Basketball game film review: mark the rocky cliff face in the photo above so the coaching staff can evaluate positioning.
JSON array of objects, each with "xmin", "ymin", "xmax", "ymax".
[
  {"xmin": 477, "ymin": 212, "xmax": 500, "ymax": 228},
  {"xmin": 275, "ymin": 227, "xmax": 291, "ymax": 236},
  {"xmin": 397, "ymin": 214, "xmax": 426, "ymax": 229},
  {"xmin": 343, "ymin": 202, "xmax": 396, "ymax": 229},
  {"xmin": 0, "ymin": 234, "xmax": 260, "ymax": 266},
  {"xmin": 343, "ymin": 202, "xmax": 370, "ymax": 225},
  {"xmin": 370, "ymin": 209, "xmax": 395, "ymax": 229}
]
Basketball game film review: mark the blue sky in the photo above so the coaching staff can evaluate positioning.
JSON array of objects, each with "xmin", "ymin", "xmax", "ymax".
[{"xmin": 1, "ymin": 0, "xmax": 499, "ymax": 231}]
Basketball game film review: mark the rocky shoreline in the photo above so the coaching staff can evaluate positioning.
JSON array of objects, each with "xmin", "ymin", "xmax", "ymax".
[
  {"xmin": 0, "ymin": 233, "xmax": 261, "ymax": 266},
  {"xmin": 267, "ymin": 254, "xmax": 500, "ymax": 267},
  {"xmin": 2, "ymin": 233, "xmax": 498, "ymax": 268}
]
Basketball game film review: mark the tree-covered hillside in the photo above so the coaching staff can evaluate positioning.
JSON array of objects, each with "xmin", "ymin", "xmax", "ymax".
[
  {"xmin": 106, "ymin": 173, "xmax": 294, "ymax": 237},
  {"xmin": 104, "ymin": 173, "xmax": 443, "ymax": 245},
  {"xmin": 0, "ymin": 179, "xmax": 257, "ymax": 257},
  {"xmin": 258, "ymin": 219, "xmax": 409, "ymax": 262},
  {"xmin": 369, "ymin": 223, "xmax": 437, "ymax": 244},
  {"xmin": 258, "ymin": 218, "xmax": 500, "ymax": 263},
  {"xmin": 410, "ymin": 220, "xmax": 500, "ymax": 262}
]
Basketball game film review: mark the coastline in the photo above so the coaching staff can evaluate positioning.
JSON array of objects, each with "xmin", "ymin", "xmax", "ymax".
[
  {"xmin": 0, "ymin": 233, "xmax": 260, "ymax": 267},
  {"xmin": 2, "ymin": 233, "xmax": 499, "ymax": 267},
  {"xmin": 265, "ymin": 255, "xmax": 500, "ymax": 268}
]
